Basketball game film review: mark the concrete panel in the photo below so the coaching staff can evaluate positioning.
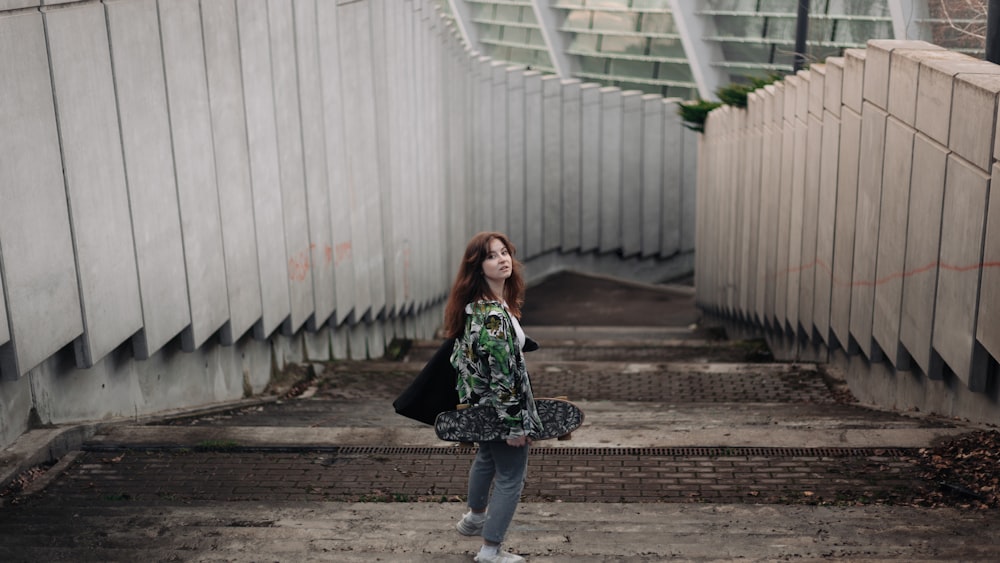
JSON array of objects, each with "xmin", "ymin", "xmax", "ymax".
[
  {"xmin": 0, "ymin": 278, "xmax": 7, "ymax": 346},
  {"xmin": 541, "ymin": 75, "xmax": 562, "ymax": 253},
  {"xmin": 849, "ymin": 103, "xmax": 889, "ymax": 360},
  {"xmin": 640, "ymin": 95, "xmax": 663, "ymax": 258},
  {"xmin": 269, "ymin": 0, "xmax": 317, "ymax": 331},
  {"xmin": 842, "ymin": 49, "xmax": 866, "ymax": 115},
  {"xmin": 786, "ymin": 115, "xmax": 807, "ymax": 333},
  {"xmin": 916, "ymin": 58, "xmax": 1000, "ymax": 147},
  {"xmin": 317, "ymin": 1, "xmax": 355, "ymax": 325},
  {"xmin": 472, "ymin": 57, "xmax": 494, "ymax": 234},
  {"xmin": 580, "ymin": 83, "xmax": 602, "ymax": 253},
  {"xmin": 105, "ymin": 0, "xmax": 189, "ymax": 359},
  {"xmin": 830, "ymin": 108, "xmax": 863, "ymax": 351},
  {"xmin": 599, "ymin": 87, "xmax": 623, "ymax": 254},
  {"xmin": 889, "ymin": 49, "xmax": 971, "ymax": 127},
  {"xmin": 524, "ymin": 71, "xmax": 544, "ymax": 259},
  {"xmin": 758, "ymin": 84, "xmax": 783, "ymax": 327},
  {"xmin": 0, "ymin": 11, "xmax": 82, "ymax": 378},
  {"xmin": 746, "ymin": 92, "xmax": 764, "ymax": 321},
  {"xmin": 932, "ymin": 155, "xmax": 990, "ymax": 389},
  {"xmin": 507, "ymin": 68, "xmax": 527, "ymax": 251},
  {"xmin": 872, "ymin": 118, "xmax": 916, "ymax": 368},
  {"xmin": 199, "ymin": 0, "xmax": 262, "ymax": 346},
  {"xmin": 661, "ymin": 99, "xmax": 684, "ymax": 256},
  {"xmin": 863, "ymin": 40, "xmax": 941, "ymax": 111},
  {"xmin": 978, "ymin": 164, "xmax": 1000, "ymax": 365},
  {"xmin": 237, "ymin": 0, "xmax": 291, "ymax": 336},
  {"xmin": 45, "ymin": 3, "xmax": 143, "ymax": 368},
  {"xmin": 680, "ymin": 125, "xmax": 698, "ymax": 254},
  {"xmin": 292, "ymin": 0, "xmax": 336, "ymax": 329},
  {"xmin": 824, "ymin": 57, "xmax": 844, "ymax": 117},
  {"xmin": 367, "ymin": 0, "xmax": 397, "ymax": 316},
  {"xmin": 621, "ymin": 91, "xmax": 643, "ymax": 257},
  {"xmin": 338, "ymin": 1, "xmax": 386, "ymax": 320},
  {"xmin": 160, "ymin": 0, "xmax": 233, "ymax": 351},
  {"xmin": 813, "ymin": 111, "xmax": 842, "ymax": 344},
  {"xmin": 950, "ymin": 73, "xmax": 1000, "ymax": 173},
  {"xmin": 795, "ymin": 70, "xmax": 810, "ymax": 121},
  {"xmin": 775, "ymin": 81, "xmax": 796, "ymax": 331},
  {"xmin": 491, "ymin": 62, "xmax": 510, "ymax": 235},
  {"xmin": 808, "ymin": 64, "xmax": 825, "ymax": 118},
  {"xmin": 798, "ymin": 114, "xmax": 823, "ymax": 338},
  {"xmin": 899, "ymin": 134, "xmax": 949, "ymax": 376}
]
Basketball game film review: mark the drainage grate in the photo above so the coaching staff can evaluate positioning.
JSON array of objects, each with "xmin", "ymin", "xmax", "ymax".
[
  {"xmin": 82, "ymin": 444, "xmax": 916, "ymax": 458},
  {"xmin": 328, "ymin": 446, "xmax": 917, "ymax": 458}
]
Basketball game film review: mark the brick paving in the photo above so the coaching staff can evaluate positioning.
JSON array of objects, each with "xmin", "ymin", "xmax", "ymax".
[{"xmin": 25, "ymin": 445, "xmax": 924, "ymax": 507}]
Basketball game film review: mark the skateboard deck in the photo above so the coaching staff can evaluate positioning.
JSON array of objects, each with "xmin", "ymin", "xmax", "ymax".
[{"xmin": 434, "ymin": 398, "xmax": 584, "ymax": 443}]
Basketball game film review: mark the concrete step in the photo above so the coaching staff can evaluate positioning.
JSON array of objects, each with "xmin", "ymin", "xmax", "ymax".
[{"xmin": 1, "ymin": 502, "xmax": 997, "ymax": 562}]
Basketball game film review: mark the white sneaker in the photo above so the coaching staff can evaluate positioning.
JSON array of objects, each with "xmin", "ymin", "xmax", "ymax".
[
  {"xmin": 474, "ymin": 549, "xmax": 525, "ymax": 563},
  {"xmin": 456, "ymin": 511, "xmax": 485, "ymax": 536}
]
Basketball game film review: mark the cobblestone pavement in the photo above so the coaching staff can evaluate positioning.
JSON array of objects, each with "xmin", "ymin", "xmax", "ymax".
[{"xmin": 33, "ymin": 445, "xmax": 923, "ymax": 506}]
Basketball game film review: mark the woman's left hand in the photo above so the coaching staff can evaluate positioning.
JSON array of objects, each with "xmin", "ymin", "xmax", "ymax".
[{"xmin": 506, "ymin": 436, "xmax": 532, "ymax": 447}]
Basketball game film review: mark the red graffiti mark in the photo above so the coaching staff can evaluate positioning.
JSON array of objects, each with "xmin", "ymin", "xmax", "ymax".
[
  {"xmin": 288, "ymin": 250, "xmax": 311, "ymax": 282},
  {"xmin": 325, "ymin": 245, "xmax": 333, "ymax": 265},
  {"xmin": 335, "ymin": 242, "xmax": 352, "ymax": 265}
]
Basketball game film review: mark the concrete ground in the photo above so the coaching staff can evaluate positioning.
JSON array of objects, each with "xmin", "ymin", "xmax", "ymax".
[{"xmin": 1, "ymin": 271, "xmax": 998, "ymax": 562}]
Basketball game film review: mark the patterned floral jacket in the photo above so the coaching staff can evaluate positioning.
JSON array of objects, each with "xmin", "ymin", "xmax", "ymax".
[{"xmin": 449, "ymin": 300, "xmax": 543, "ymax": 440}]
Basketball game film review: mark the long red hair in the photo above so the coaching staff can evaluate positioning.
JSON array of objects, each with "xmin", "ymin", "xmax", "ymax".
[{"xmin": 442, "ymin": 232, "xmax": 525, "ymax": 339}]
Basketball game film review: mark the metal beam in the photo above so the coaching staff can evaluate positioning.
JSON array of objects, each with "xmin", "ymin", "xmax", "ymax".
[
  {"xmin": 887, "ymin": 0, "xmax": 931, "ymax": 41},
  {"xmin": 447, "ymin": 0, "xmax": 479, "ymax": 50},
  {"xmin": 667, "ymin": 0, "xmax": 728, "ymax": 100},
  {"xmin": 530, "ymin": 0, "xmax": 575, "ymax": 77}
]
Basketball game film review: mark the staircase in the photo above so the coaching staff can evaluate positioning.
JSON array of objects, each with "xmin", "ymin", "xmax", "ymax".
[{"xmin": 0, "ymin": 273, "xmax": 997, "ymax": 562}]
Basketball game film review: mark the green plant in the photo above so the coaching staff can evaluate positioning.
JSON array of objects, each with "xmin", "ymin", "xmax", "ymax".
[
  {"xmin": 677, "ymin": 99, "xmax": 722, "ymax": 133},
  {"xmin": 677, "ymin": 74, "xmax": 783, "ymax": 132}
]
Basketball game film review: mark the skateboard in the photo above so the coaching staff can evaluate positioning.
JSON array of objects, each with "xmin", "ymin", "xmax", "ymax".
[{"xmin": 434, "ymin": 398, "xmax": 584, "ymax": 443}]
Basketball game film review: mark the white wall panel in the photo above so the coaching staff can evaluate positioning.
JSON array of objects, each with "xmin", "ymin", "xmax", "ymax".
[
  {"xmin": 490, "ymin": 62, "xmax": 510, "ymax": 236},
  {"xmin": 813, "ymin": 111, "xmax": 842, "ymax": 344},
  {"xmin": 621, "ymin": 91, "xmax": 643, "ymax": 258},
  {"xmin": 268, "ymin": 0, "xmax": 316, "ymax": 331},
  {"xmin": 237, "ymin": 0, "xmax": 291, "ymax": 337},
  {"xmin": 579, "ymin": 83, "xmax": 601, "ymax": 253},
  {"xmin": 933, "ymin": 156, "xmax": 990, "ymax": 389},
  {"xmin": 293, "ymin": 0, "xmax": 337, "ymax": 328},
  {"xmin": 541, "ymin": 75, "xmax": 562, "ymax": 253},
  {"xmin": 899, "ymin": 134, "xmax": 949, "ymax": 376},
  {"xmin": 46, "ymin": 3, "xmax": 143, "ymax": 368},
  {"xmin": 0, "ymin": 11, "xmax": 82, "ymax": 378},
  {"xmin": 640, "ymin": 95, "xmax": 663, "ymax": 258},
  {"xmin": 872, "ymin": 118, "xmax": 916, "ymax": 368},
  {"xmin": 524, "ymin": 71, "xmax": 544, "ymax": 259},
  {"xmin": 106, "ymin": 0, "xmax": 190, "ymax": 359},
  {"xmin": 200, "ymin": 0, "xmax": 262, "ymax": 345},
  {"xmin": 599, "ymin": 87, "xmax": 623, "ymax": 254},
  {"xmin": 830, "ymin": 107, "xmax": 862, "ymax": 350},
  {"xmin": 338, "ymin": 0, "xmax": 388, "ymax": 320},
  {"xmin": 978, "ymin": 164, "xmax": 1000, "ymax": 369},
  {"xmin": 849, "ymin": 103, "xmax": 889, "ymax": 360},
  {"xmin": 316, "ymin": 0, "xmax": 355, "ymax": 324},
  {"xmin": 507, "ymin": 68, "xmax": 527, "ymax": 250},
  {"xmin": 561, "ymin": 80, "xmax": 584, "ymax": 252},
  {"xmin": 160, "ymin": 0, "xmax": 231, "ymax": 352}
]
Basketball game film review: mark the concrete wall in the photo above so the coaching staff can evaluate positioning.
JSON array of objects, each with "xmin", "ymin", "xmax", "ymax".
[
  {"xmin": 698, "ymin": 40, "xmax": 1000, "ymax": 424},
  {"xmin": 0, "ymin": 0, "xmax": 696, "ymax": 450}
]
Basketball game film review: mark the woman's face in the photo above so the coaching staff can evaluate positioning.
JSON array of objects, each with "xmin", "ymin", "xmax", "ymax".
[{"xmin": 481, "ymin": 237, "xmax": 512, "ymax": 286}]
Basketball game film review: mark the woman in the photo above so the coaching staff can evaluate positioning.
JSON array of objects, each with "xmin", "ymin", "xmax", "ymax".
[{"xmin": 443, "ymin": 231, "xmax": 542, "ymax": 563}]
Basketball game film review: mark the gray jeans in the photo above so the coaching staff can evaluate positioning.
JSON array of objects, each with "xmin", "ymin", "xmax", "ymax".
[{"xmin": 467, "ymin": 441, "xmax": 530, "ymax": 544}]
